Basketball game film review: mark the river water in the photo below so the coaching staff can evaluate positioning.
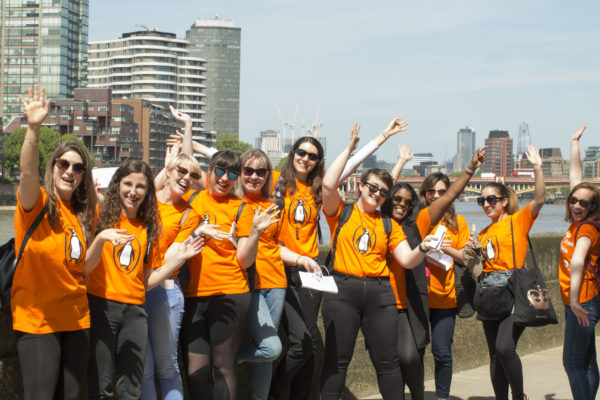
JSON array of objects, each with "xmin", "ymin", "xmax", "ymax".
[{"xmin": 1, "ymin": 201, "xmax": 568, "ymax": 245}]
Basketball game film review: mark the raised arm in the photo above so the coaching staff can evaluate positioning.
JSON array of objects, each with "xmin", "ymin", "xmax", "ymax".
[
  {"xmin": 168, "ymin": 131, "xmax": 218, "ymax": 159},
  {"xmin": 569, "ymin": 236, "xmax": 593, "ymax": 326},
  {"xmin": 19, "ymin": 85, "xmax": 50, "ymax": 210},
  {"xmin": 525, "ymin": 145, "xmax": 546, "ymax": 217},
  {"xmin": 338, "ymin": 118, "xmax": 408, "ymax": 184},
  {"xmin": 169, "ymin": 106, "xmax": 193, "ymax": 156},
  {"xmin": 154, "ymin": 140, "xmax": 181, "ymax": 189},
  {"xmin": 392, "ymin": 233, "xmax": 440, "ymax": 269},
  {"xmin": 428, "ymin": 147, "xmax": 487, "ymax": 226},
  {"xmin": 569, "ymin": 124, "xmax": 586, "ymax": 190},
  {"xmin": 390, "ymin": 144, "xmax": 414, "ymax": 182},
  {"xmin": 322, "ymin": 124, "xmax": 360, "ymax": 216}
]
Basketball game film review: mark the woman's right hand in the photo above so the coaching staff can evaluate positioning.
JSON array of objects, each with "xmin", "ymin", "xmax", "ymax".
[
  {"xmin": 20, "ymin": 85, "xmax": 50, "ymax": 128},
  {"xmin": 382, "ymin": 117, "xmax": 408, "ymax": 139},
  {"xmin": 347, "ymin": 123, "xmax": 360, "ymax": 153},
  {"xmin": 98, "ymin": 229, "xmax": 135, "ymax": 246},
  {"xmin": 570, "ymin": 301, "xmax": 590, "ymax": 327},
  {"xmin": 399, "ymin": 144, "xmax": 414, "ymax": 163},
  {"xmin": 571, "ymin": 124, "xmax": 586, "ymax": 142},
  {"xmin": 195, "ymin": 224, "xmax": 231, "ymax": 241},
  {"xmin": 169, "ymin": 105, "xmax": 193, "ymax": 127}
]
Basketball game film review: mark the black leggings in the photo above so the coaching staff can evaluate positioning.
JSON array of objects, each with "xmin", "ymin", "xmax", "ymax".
[
  {"xmin": 15, "ymin": 329, "xmax": 90, "ymax": 400},
  {"xmin": 482, "ymin": 315, "xmax": 526, "ymax": 400},
  {"xmin": 180, "ymin": 293, "xmax": 251, "ymax": 400},
  {"xmin": 321, "ymin": 274, "xmax": 402, "ymax": 400},
  {"xmin": 397, "ymin": 310, "xmax": 424, "ymax": 400}
]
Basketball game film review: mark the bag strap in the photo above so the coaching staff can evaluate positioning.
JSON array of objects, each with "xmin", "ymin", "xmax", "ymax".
[
  {"xmin": 382, "ymin": 215, "xmax": 392, "ymax": 244},
  {"xmin": 273, "ymin": 175, "xmax": 285, "ymax": 212},
  {"xmin": 236, "ymin": 202, "xmax": 247, "ymax": 223},
  {"xmin": 15, "ymin": 204, "xmax": 48, "ymax": 268},
  {"xmin": 325, "ymin": 203, "xmax": 354, "ymax": 273},
  {"xmin": 179, "ymin": 207, "xmax": 192, "ymax": 229},
  {"xmin": 144, "ymin": 222, "xmax": 152, "ymax": 265},
  {"xmin": 510, "ymin": 218, "xmax": 517, "ymax": 270},
  {"xmin": 186, "ymin": 190, "xmax": 200, "ymax": 206}
]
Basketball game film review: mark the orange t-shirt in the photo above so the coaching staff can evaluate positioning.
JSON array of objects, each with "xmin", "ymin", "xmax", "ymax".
[
  {"xmin": 388, "ymin": 207, "xmax": 435, "ymax": 309},
  {"xmin": 559, "ymin": 221, "xmax": 600, "ymax": 305},
  {"xmin": 86, "ymin": 215, "xmax": 159, "ymax": 305},
  {"xmin": 184, "ymin": 190, "xmax": 254, "ymax": 296},
  {"xmin": 325, "ymin": 202, "xmax": 406, "ymax": 277},
  {"xmin": 274, "ymin": 171, "xmax": 320, "ymax": 259},
  {"xmin": 427, "ymin": 214, "xmax": 470, "ymax": 309},
  {"xmin": 12, "ymin": 188, "xmax": 89, "ymax": 334},
  {"xmin": 244, "ymin": 192, "xmax": 286, "ymax": 289},
  {"xmin": 478, "ymin": 203, "xmax": 537, "ymax": 274},
  {"xmin": 157, "ymin": 199, "xmax": 201, "ymax": 272}
]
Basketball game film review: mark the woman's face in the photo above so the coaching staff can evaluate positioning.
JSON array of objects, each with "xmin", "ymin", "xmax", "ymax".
[
  {"xmin": 480, "ymin": 186, "xmax": 508, "ymax": 220},
  {"xmin": 119, "ymin": 172, "xmax": 148, "ymax": 218},
  {"xmin": 569, "ymin": 187, "xmax": 595, "ymax": 222},
  {"xmin": 293, "ymin": 141, "xmax": 320, "ymax": 179},
  {"xmin": 241, "ymin": 157, "xmax": 269, "ymax": 195},
  {"xmin": 209, "ymin": 165, "xmax": 238, "ymax": 197},
  {"xmin": 425, "ymin": 179, "xmax": 447, "ymax": 206},
  {"xmin": 53, "ymin": 150, "xmax": 85, "ymax": 201},
  {"xmin": 391, "ymin": 188, "xmax": 414, "ymax": 222},
  {"xmin": 359, "ymin": 174, "xmax": 390, "ymax": 210},
  {"xmin": 168, "ymin": 162, "xmax": 199, "ymax": 197}
]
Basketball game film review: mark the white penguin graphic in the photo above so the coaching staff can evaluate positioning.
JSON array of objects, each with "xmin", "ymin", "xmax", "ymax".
[
  {"xmin": 119, "ymin": 243, "xmax": 134, "ymax": 270},
  {"xmin": 202, "ymin": 215, "xmax": 210, "ymax": 225},
  {"xmin": 485, "ymin": 240, "xmax": 495, "ymax": 260},
  {"xmin": 294, "ymin": 200, "xmax": 306, "ymax": 223},
  {"xmin": 357, "ymin": 229, "xmax": 370, "ymax": 254},
  {"xmin": 68, "ymin": 229, "xmax": 81, "ymax": 261}
]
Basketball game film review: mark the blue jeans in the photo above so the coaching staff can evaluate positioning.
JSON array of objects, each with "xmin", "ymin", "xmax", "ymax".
[
  {"xmin": 430, "ymin": 308, "xmax": 457, "ymax": 399},
  {"xmin": 141, "ymin": 279, "xmax": 185, "ymax": 400},
  {"xmin": 563, "ymin": 295, "xmax": 600, "ymax": 400},
  {"xmin": 238, "ymin": 288, "xmax": 286, "ymax": 400}
]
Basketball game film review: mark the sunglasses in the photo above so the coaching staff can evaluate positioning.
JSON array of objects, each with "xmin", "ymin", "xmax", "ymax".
[
  {"xmin": 361, "ymin": 181, "xmax": 389, "ymax": 198},
  {"xmin": 391, "ymin": 195, "xmax": 414, "ymax": 208},
  {"xmin": 55, "ymin": 159, "xmax": 86, "ymax": 175},
  {"xmin": 568, "ymin": 196, "xmax": 591, "ymax": 209},
  {"xmin": 214, "ymin": 166, "xmax": 239, "ymax": 181},
  {"xmin": 477, "ymin": 195, "xmax": 506, "ymax": 207},
  {"xmin": 175, "ymin": 166, "xmax": 201, "ymax": 181},
  {"xmin": 294, "ymin": 148, "xmax": 320, "ymax": 162},
  {"xmin": 242, "ymin": 166, "xmax": 268, "ymax": 178},
  {"xmin": 426, "ymin": 188, "xmax": 447, "ymax": 196}
]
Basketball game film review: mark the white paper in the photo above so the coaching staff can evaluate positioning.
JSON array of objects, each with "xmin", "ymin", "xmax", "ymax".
[
  {"xmin": 426, "ymin": 250, "xmax": 454, "ymax": 271},
  {"xmin": 299, "ymin": 271, "xmax": 338, "ymax": 294},
  {"xmin": 228, "ymin": 221, "xmax": 238, "ymax": 248},
  {"xmin": 430, "ymin": 225, "xmax": 447, "ymax": 251},
  {"xmin": 92, "ymin": 167, "xmax": 118, "ymax": 188}
]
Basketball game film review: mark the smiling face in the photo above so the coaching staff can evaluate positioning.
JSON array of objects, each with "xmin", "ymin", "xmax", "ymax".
[
  {"xmin": 119, "ymin": 172, "xmax": 148, "ymax": 218},
  {"xmin": 569, "ymin": 187, "xmax": 595, "ymax": 222},
  {"xmin": 425, "ymin": 180, "xmax": 448, "ymax": 205},
  {"xmin": 359, "ymin": 175, "xmax": 390, "ymax": 212},
  {"xmin": 53, "ymin": 150, "xmax": 85, "ymax": 201},
  {"xmin": 480, "ymin": 186, "xmax": 509, "ymax": 221},
  {"xmin": 241, "ymin": 157, "xmax": 269, "ymax": 195},
  {"xmin": 209, "ymin": 166, "xmax": 237, "ymax": 197},
  {"xmin": 391, "ymin": 187, "xmax": 414, "ymax": 222},
  {"xmin": 167, "ymin": 161, "xmax": 199, "ymax": 197},
  {"xmin": 293, "ymin": 141, "xmax": 320, "ymax": 181}
]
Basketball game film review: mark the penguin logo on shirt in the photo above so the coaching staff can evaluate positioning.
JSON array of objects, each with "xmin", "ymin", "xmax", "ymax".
[
  {"xmin": 287, "ymin": 199, "xmax": 312, "ymax": 230},
  {"xmin": 114, "ymin": 238, "xmax": 142, "ymax": 275},
  {"xmin": 200, "ymin": 212, "xmax": 217, "ymax": 226},
  {"xmin": 483, "ymin": 236, "xmax": 500, "ymax": 263},
  {"xmin": 64, "ymin": 226, "xmax": 84, "ymax": 265},
  {"xmin": 294, "ymin": 200, "xmax": 306, "ymax": 223},
  {"xmin": 352, "ymin": 227, "xmax": 376, "ymax": 255}
]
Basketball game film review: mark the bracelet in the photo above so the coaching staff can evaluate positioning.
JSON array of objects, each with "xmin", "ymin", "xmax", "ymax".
[
  {"xmin": 296, "ymin": 255, "xmax": 303, "ymax": 266},
  {"xmin": 418, "ymin": 243, "xmax": 428, "ymax": 253},
  {"xmin": 464, "ymin": 167, "xmax": 474, "ymax": 175},
  {"xmin": 27, "ymin": 138, "xmax": 39, "ymax": 146}
]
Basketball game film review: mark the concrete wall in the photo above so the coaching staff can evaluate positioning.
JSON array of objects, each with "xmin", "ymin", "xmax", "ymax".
[
  {"xmin": 0, "ymin": 234, "xmax": 566, "ymax": 399},
  {"xmin": 0, "ymin": 184, "xmax": 17, "ymax": 206}
]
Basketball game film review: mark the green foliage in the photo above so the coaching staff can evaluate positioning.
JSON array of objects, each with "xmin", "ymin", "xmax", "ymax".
[
  {"xmin": 215, "ymin": 134, "xmax": 252, "ymax": 156},
  {"xmin": 4, "ymin": 126, "xmax": 60, "ymax": 177},
  {"xmin": 275, "ymin": 156, "xmax": 288, "ymax": 172}
]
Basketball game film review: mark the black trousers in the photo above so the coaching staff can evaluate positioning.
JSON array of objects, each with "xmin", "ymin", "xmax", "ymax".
[
  {"xmin": 16, "ymin": 329, "xmax": 90, "ymax": 400},
  {"xmin": 321, "ymin": 273, "xmax": 402, "ymax": 400},
  {"xmin": 397, "ymin": 310, "xmax": 424, "ymax": 400},
  {"xmin": 270, "ymin": 265, "xmax": 323, "ymax": 400}
]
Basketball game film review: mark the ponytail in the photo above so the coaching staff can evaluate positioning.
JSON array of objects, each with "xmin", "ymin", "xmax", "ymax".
[{"xmin": 482, "ymin": 182, "xmax": 519, "ymax": 215}]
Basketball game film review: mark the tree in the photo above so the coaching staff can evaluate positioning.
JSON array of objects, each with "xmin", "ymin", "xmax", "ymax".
[
  {"xmin": 4, "ymin": 127, "xmax": 60, "ymax": 177},
  {"xmin": 275, "ymin": 156, "xmax": 288, "ymax": 172},
  {"xmin": 215, "ymin": 134, "xmax": 252, "ymax": 156}
]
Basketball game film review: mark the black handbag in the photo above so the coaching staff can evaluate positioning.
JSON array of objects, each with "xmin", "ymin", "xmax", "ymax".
[
  {"xmin": 0, "ymin": 205, "xmax": 48, "ymax": 311},
  {"xmin": 474, "ymin": 269, "xmax": 514, "ymax": 320},
  {"xmin": 508, "ymin": 221, "xmax": 558, "ymax": 327}
]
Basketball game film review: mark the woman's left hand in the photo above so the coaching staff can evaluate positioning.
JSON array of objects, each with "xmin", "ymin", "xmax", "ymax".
[
  {"xmin": 169, "ymin": 105, "xmax": 193, "ymax": 126},
  {"xmin": 298, "ymin": 256, "xmax": 322, "ymax": 275},
  {"xmin": 383, "ymin": 117, "xmax": 408, "ymax": 138},
  {"xmin": 525, "ymin": 145, "xmax": 542, "ymax": 168},
  {"xmin": 570, "ymin": 301, "xmax": 590, "ymax": 327},
  {"xmin": 253, "ymin": 204, "xmax": 281, "ymax": 233},
  {"xmin": 181, "ymin": 235, "xmax": 205, "ymax": 258},
  {"xmin": 469, "ymin": 146, "xmax": 488, "ymax": 170},
  {"xmin": 20, "ymin": 85, "xmax": 50, "ymax": 128},
  {"xmin": 347, "ymin": 123, "xmax": 360, "ymax": 153}
]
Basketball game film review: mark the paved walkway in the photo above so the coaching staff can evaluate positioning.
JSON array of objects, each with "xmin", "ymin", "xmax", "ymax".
[{"xmin": 363, "ymin": 337, "xmax": 599, "ymax": 400}]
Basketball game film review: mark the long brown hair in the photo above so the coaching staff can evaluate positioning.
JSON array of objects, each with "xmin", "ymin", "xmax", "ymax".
[
  {"xmin": 419, "ymin": 173, "xmax": 457, "ymax": 231},
  {"xmin": 482, "ymin": 182, "xmax": 519, "ymax": 215},
  {"xmin": 279, "ymin": 137, "xmax": 325, "ymax": 210},
  {"xmin": 43, "ymin": 141, "xmax": 96, "ymax": 240},
  {"xmin": 565, "ymin": 183, "xmax": 600, "ymax": 222},
  {"xmin": 98, "ymin": 159, "xmax": 160, "ymax": 244}
]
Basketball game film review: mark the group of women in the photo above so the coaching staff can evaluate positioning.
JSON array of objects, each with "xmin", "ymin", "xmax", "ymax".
[{"xmin": 9, "ymin": 85, "xmax": 600, "ymax": 400}]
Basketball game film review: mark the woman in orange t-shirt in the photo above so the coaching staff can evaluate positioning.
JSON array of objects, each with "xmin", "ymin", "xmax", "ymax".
[
  {"xmin": 12, "ymin": 86, "xmax": 97, "ymax": 400},
  {"xmin": 561, "ymin": 124, "xmax": 600, "ymax": 400},
  {"xmin": 85, "ymin": 160, "xmax": 203, "ymax": 399},
  {"xmin": 469, "ymin": 145, "xmax": 545, "ymax": 400},
  {"xmin": 181, "ymin": 150, "xmax": 278, "ymax": 400}
]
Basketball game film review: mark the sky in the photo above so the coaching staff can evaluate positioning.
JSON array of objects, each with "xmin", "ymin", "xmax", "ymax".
[{"xmin": 89, "ymin": 0, "xmax": 600, "ymax": 166}]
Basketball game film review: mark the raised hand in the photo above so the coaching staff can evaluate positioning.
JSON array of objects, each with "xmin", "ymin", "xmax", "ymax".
[
  {"xmin": 571, "ymin": 124, "xmax": 586, "ymax": 142},
  {"xmin": 165, "ymin": 140, "xmax": 181, "ymax": 168},
  {"xmin": 525, "ymin": 145, "xmax": 542, "ymax": 168},
  {"xmin": 20, "ymin": 85, "xmax": 50, "ymax": 128},
  {"xmin": 399, "ymin": 144, "xmax": 414, "ymax": 163},
  {"xmin": 195, "ymin": 223, "xmax": 231, "ymax": 241},
  {"xmin": 383, "ymin": 117, "xmax": 408, "ymax": 139},
  {"xmin": 469, "ymin": 146, "xmax": 488, "ymax": 170},
  {"xmin": 253, "ymin": 204, "xmax": 281, "ymax": 233},
  {"xmin": 169, "ymin": 105, "xmax": 193, "ymax": 126},
  {"xmin": 348, "ymin": 123, "xmax": 360, "ymax": 153},
  {"xmin": 167, "ymin": 131, "xmax": 185, "ymax": 148}
]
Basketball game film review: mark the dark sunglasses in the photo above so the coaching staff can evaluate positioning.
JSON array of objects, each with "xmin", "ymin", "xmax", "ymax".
[
  {"xmin": 55, "ymin": 159, "xmax": 86, "ymax": 175},
  {"xmin": 242, "ymin": 166, "xmax": 268, "ymax": 178},
  {"xmin": 391, "ymin": 195, "xmax": 414, "ymax": 208},
  {"xmin": 568, "ymin": 196, "xmax": 591, "ymax": 209},
  {"xmin": 214, "ymin": 166, "xmax": 239, "ymax": 181},
  {"xmin": 294, "ymin": 148, "xmax": 320, "ymax": 162},
  {"xmin": 361, "ymin": 181, "xmax": 389, "ymax": 198},
  {"xmin": 426, "ymin": 188, "xmax": 447, "ymax": 196},
  {"xmin": 175, "ymin": 166, "xmax": 201, "ymax": 181},
  {"xmin": 477, "ymin": 195, "xmax": 506, "ymax": 207}
]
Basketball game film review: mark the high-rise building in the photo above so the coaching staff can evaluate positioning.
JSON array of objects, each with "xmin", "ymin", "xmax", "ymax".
[
  {"xmin": 186, "ymin": 17, "xmax": 241, "ymax": 138},
  {"xmin": 87, "ymin": 30, "xmax": 210, "ymax": 165},
  {"xmin": 404, "ymin": 153, "xmax": 434, "ymax": 173},
  {"xmin": 483, "ymin": 130, "xmax": 513, "ymax": 177},
  {"xmin": 1, "ymin": 0, "xmax": 89, "ymax": 128},
  {"xmin": 256, "ymin": 129, "xmax": 282, "ymax": 166},
  {"xmin": 517, "ymin": 122, "xmax": 531, "ymax": 155},
  {"xmin": 583, "ymin": 146, "xmax": 600, "ymax": 178},
  {"xmin": 455, "ymin": 126, "xmax": 476, "ymax": 171}
]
